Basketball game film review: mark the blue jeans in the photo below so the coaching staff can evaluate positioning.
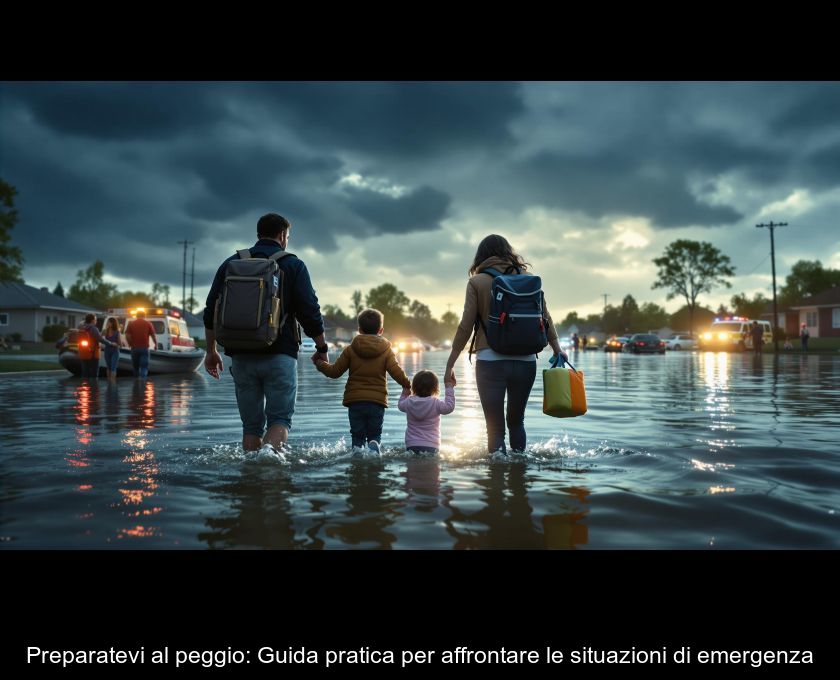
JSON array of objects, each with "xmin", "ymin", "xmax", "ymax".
[
  {"xmin": 475, "ymin": 359, "xmax": 537, "ymax": 453},
  {"xmin": 348, "ymin": 401, "xmax": 384, "ymax": 448},
  {"xmin": 131, "ymin": 348, "xmax": 150, "ymax": 378},
  {"xmin": 104, "ymin": 347, "xmax": 120, "ymax": 372},
  {"xmin": 231, "ymin": 353, "xmax": 297, "ymax": 437}
]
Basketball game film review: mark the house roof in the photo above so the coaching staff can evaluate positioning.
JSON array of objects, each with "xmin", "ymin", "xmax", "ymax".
[
  {"xmin": 0, "ymin": 282, "xmax": 101, "ymax": 313},
  {"xmin": 789, "ymin": 286, "xmax": 840, "ymax": 309}
]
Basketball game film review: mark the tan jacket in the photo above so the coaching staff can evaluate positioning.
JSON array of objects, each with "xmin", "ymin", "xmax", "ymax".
[
  {"xmin": 451, "ymin": 256, "xmax": 559, "ymax": 355},
  {"xmin": 316, "ymin": 334, "xmax": 411, "ymax": 407}
]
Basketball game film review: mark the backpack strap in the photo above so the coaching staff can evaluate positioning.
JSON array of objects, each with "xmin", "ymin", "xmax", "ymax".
[
  {"xmin": 268, "ymin": 250, "xmax": 294, "ymax": 262},
  {"xmin": 467, "ymin": 316, "xmax": 488, "ymax": 364},
  {"xmin": 237, "ymin": 249, "xmax": 252, "ymax": 259}
]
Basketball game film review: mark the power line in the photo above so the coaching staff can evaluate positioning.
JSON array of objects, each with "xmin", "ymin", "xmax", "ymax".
[
  {"xmin": 745, "ymin": 252, "xmax": 771, "ymax": 277},
  {"xmin": 177, "ymin": 239, "xmax": 194, "ymax": 313},
  {"xmin": 755, "ymin": 221, "xmax": 788, "ymax": 353}
]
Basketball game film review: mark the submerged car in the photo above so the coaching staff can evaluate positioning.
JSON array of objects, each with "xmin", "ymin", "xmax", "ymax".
[
  {"xmin": 623, "ymin": 333, "xmax": 666, "ymax": 354},
  {"xmin": 604, "ymin": 335, "xmax": 629, "ymax": 352}
]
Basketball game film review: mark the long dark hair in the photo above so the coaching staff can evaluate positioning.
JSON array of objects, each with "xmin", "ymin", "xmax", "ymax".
[{"xmin": 469, "ymin": 234, "xmax": 530, "ymax": 276}]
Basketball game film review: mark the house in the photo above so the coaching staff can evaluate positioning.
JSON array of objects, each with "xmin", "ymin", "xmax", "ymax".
[
  {"xmin": 323, "ymin": 315, "xmax": 356, "ymax": 344},
  {"xmin": 787, "ymin": 286, "xmax": 840, "ymax": 338},
  {"xmin": 170, "ymin": 307, "xmax": 206, "ymax": 340},
  {"xmin": 0, "ymin": 282, "xmax": 101, "ymax": 342}
]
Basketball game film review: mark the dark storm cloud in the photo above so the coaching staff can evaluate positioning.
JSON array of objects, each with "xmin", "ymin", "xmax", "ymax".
[
  {"xmin": 341, "ymin": 185, "xmax": 451, "ymax": 234},
  {"xmin": 770, "ymin": 82, "xmax": 840, "ymax": 135},
  {"xmin": 244, "ymin": 82, "xmax": 525, "ymax": 156},
  {"xmin": 3, "ymin": 82, "xmax": 221, "ymax": 140},
  {"xmin": 176, "ymin": 142, "xmax": 343, "ymax": 223},
  {"xmin": 511, "ymin": 149, "xmax": 743, "ymax": 228},
  {"xmin": 2, "ymin": 81, "xmax": 838, "ymax": 300}
]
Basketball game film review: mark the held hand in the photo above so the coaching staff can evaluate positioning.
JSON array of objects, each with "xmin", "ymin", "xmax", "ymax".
[
  {"xmin": 205, "ymin": 350, "xmax": 224, "ymax": 379},
  {"xmin": 444, "ymin": 366, "xmax": 456, "ymax": 387},
  {"xmin": 312, "ymin": 351, "xmax": 328, "ymax": 365}
]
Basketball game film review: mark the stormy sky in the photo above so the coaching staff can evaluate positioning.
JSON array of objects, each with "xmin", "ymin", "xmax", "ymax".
[{"xmin": 1, "ymin": 82, "xmax": 838, "ymax": 322}]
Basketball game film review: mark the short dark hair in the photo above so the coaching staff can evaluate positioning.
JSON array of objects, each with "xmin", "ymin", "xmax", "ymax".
[
  {"xmin": 257, "ymin": 213, "xmax": 291, "ymax": 239},
  {"xmin": 84, "ymin": 313, "xmax": 96, "ymax": 323},
  {"xmin": 412, "ymin": 369, "xmax": 439, "ymax": 397},
  {"xmin": 358, "ymin": 308, "xmax": 383, "ymax": 334}
]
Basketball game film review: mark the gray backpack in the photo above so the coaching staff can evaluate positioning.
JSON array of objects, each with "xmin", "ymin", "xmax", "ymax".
[{"xmin": 213, "ymin": 248, "xmax": 293, "ymax": 349}]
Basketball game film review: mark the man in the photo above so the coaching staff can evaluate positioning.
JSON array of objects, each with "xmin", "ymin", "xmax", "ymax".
[
  {"xmin": 750, "ymin": 321, "xmax": 763, "ymax": 355},
  {"xmin": 78, "ymin": 313, "xmax": 117, "ymax": 379},
  {"xmin": 800, "ymin": 322, "xmax": 810, "ymax": 352},
  {"xmin": 203, "ymin": 213, "xmax": 326, "ymax": 452},
  {"xmin": 125, "ymin": 309, "xmax": 157, "ymax": 379}
]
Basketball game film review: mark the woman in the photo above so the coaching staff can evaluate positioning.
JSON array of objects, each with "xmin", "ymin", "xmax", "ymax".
[
  {"xmin": 102, "ymin": 317, "xmax": 122, "ymax": 382},
  {"xmin": 444, "ymin": 235, "xmax": 567, "ymax": 454}
]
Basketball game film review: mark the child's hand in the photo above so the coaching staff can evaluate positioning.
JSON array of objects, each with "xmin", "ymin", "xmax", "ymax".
[{"xmin": 444, "ymin": 380, "xmax": 456, "ymax": 388}]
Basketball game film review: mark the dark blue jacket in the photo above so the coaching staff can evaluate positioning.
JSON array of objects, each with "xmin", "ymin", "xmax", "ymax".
[{"xmin": 203, "ymin": 239, "xmax": 324, "ymax": 358}]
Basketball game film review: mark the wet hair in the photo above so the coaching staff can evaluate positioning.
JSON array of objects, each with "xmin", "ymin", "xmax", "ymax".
[
  {"xmin": 104, "ymin": 317, "xmax": 119, "ymax": 334},
  {"xmin": 469, "ymin": 234, "xmax": 530, "ymax": 276},
  {"xmin": 358, "ymin": 308, "xmax": 384, "ymax": 335},
  {"xmin": 257, "ymin": 213, "xmax": 292, "ymax": 239},
  {"xmin": 411, "ymin": 369, "xmax": 439, "ymax": 397},
  {"xmin": 84, "ymin": 313, "xmax": 96, "ymax": 323}
]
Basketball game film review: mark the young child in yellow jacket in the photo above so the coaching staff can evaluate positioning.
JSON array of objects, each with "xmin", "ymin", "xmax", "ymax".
[{"xmin": 315, "ymin": 308, "xmax": 411, "ymax": 455}]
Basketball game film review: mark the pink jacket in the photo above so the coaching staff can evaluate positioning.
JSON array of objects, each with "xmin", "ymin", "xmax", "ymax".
[{"xmin": 397, "ymin": 386, "xmax": 455, "ymax": 449}]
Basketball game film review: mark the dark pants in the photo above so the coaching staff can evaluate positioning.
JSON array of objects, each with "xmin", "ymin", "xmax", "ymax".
[
  {"xmin": 475, "ymin": 360, "xmax": 537, "ymax": 454},
  {"xmin": 80, "ymin": 358, "xmax": 100, "ymax": 378},
  {"xmin": 347, "ymin": 401, "xmax": 384, "ymax": 448},
  {"xmin": 801, "ymin": 336, "xmax": 809, "ymax": 352},
  {"xmin": 131, "ymin": 348, "xmax": 150, "ymax": 378}
]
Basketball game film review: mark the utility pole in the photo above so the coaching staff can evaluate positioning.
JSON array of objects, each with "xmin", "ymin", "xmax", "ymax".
[
  {"xmin": 177, "ymin": 239, "xmax": 194, "ymax": 313},
  {"xmin": 602, "ymin": 293, "xmax": 609, "ymax": 316},
  {"xmin": 190, "ymin": 246, "xmax": 196, "ymax": 314},
  {"xmin": 756, "ymin": 222, "xmax": 788, "ymax": 353}
]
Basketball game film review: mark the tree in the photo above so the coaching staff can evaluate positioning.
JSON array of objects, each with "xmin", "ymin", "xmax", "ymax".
[
  {"xmin": 652, "ymin": 240, "xmax": 735, "ymax": 335},
  {"xmin": 366, "ymin": 283, "xmax": 409, "ymax": 326},
  {"xmin": 0, "ymin": 179, "xmax": 25, "ymax": 283},
  {"xmin": 439, "ymin": 310, "xmax": 459, "ymax": 337},
  {"xmin": 730, "ymin": 292, "xmax": 769, "ymax": 319},
  {"xmin": 350, "ymin": 290, "xmax": 363, "ymax": 315},
  {"xmin": 636, "ymin": 302, "xmax": 669, "ymax": 331},
  {"xmin": 778, "ymin": 260, "xmax": 840, "ymax": 305},
  {"xmin": 323, "ymin": 304, "xmax": 353, "ymax": 324},
  {"xmin": 559, "ymin": 311, "xmax": 580, "ymax": 329},
  {"xmin": 409, "ymin": 299, "xmax": 432, "ymax": 321},
  {"xmin": 185, "ymin": 296, "xmax": 199, "ymax": 313},
  {"xmin": 53, "ymin": 281, "xmax": 65, "ymax": 298},
  {"xmin": 110, "ymin": 289, "xmax": 155, "ymax": 309},
  {"xmin": 619, "ymin": 294, "xmax": 639, "ymax": 331},
  {"xmin": 150, "ymin": 282, "xmax": 172, "ymax": 306},
  {"xmin": 68, "ymin": 261, "xmax": 119, "ymax": 309}
]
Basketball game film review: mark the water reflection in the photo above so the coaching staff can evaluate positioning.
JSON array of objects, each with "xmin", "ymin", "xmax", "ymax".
[
  {"xmin": 115, "ymin": 380, "xmax": 163, "ymax": 541},
  {"xmin": 199, "ymin": 467, "xmax": 304, "ymax": 549},
  {"xmin": 324, "ymin": 462, "xmax": 399, "ymax": 549}
]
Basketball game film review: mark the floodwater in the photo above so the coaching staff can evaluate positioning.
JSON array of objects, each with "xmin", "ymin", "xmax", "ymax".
[{"xmin": 1, "ymin": 349, "xmax": 838, "ymax": 548}]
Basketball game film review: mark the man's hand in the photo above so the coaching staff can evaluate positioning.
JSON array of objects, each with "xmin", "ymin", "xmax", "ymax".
[
  {"xmin": 311, "ymin": 351, "xmax": 328, "ymax": 365},
  {"xmin": 205, "ymin": 350, "xmax": 224, "ymax": 379}
]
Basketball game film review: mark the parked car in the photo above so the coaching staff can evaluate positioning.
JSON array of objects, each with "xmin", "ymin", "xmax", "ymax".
[
  {"xmin": 604, "ymin": 335, "xmax": 629, "ymax": 352},
  {"xmin": 623, "ymin": 333, "xmax": 666, "ymax": 354},
  {"xmin": 665, "ymin": 334, "xmax": 696, "ymax": 351}
]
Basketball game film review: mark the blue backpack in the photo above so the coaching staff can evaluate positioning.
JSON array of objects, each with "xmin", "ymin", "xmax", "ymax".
[{"xmin": 469, "ymin": 265, "xmax": 549, "ymax": 360}]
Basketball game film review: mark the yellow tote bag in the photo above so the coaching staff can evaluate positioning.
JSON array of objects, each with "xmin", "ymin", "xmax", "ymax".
[{"xmin": 543, "ymin": 358, "xmax": 587, "ymax": 418}]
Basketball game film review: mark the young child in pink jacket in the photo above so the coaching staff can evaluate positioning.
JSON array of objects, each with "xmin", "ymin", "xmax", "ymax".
[{"xmin": 398, "ymin": 369, "xmax": 456, "ymax": 455}]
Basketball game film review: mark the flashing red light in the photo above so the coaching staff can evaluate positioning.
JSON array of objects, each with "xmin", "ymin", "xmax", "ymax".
[
  {"xmin": 171, "ymin": 310, "xmax": 180, "ymax": 318},
  {"xmin": 80, "ymin": 340, "xmax": 89, "ymax": 347}
]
